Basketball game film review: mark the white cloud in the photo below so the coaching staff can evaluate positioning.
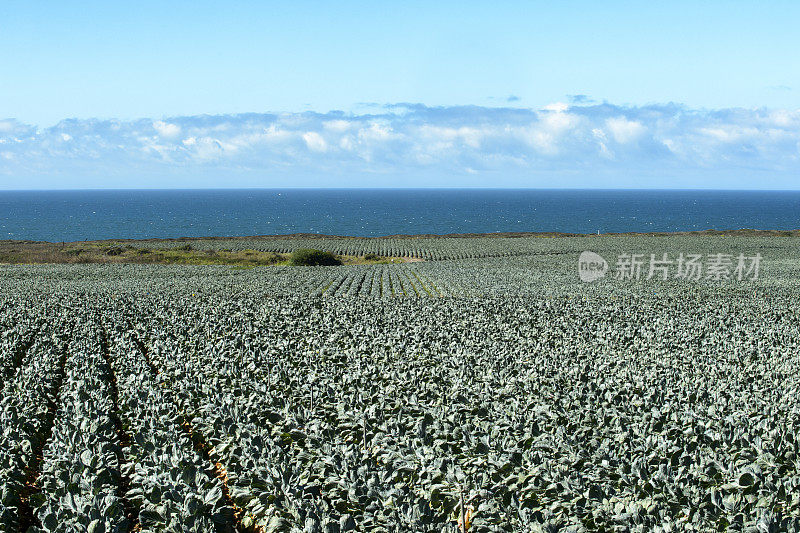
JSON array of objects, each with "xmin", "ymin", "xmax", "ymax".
[
  {"xmin": 605, "ymin": 117, "xmax": 645, "ymax": 144},
  {"xmin": 1, "ymin": 103, "xmax": 800, "ymax": 185},
  {"xmin": 322, "ymin": 120, "xmax": 353, "ymax": 132},
  {"xmin": 153, "ymin": 121, "xmax": 181, "ymax": 138},
  {"xmin": 542, "ymin": 102, "xmax": 569, "ymax": 112},
  {"xmin": 302, "ymin": 131, "xmax": 328, "ymax": 152}
]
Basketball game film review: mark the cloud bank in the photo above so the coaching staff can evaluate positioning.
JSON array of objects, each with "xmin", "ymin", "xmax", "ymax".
[{"xmin": 1, "ymin": 103, "xmax": 799, "ymax": 188}]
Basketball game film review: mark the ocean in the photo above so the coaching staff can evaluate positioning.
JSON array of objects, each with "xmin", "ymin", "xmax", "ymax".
[{"xmin": 1, "ymin": 189, "xmax": 799, "ymax": 242}]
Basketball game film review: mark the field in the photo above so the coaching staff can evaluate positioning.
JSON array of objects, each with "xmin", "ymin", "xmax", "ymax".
[
  {"xmin": 1, "ymin": 234, "xmax": 799, "ymax": 532},
  {"xmin": 0, "ymin": 241, "xmax": 414, "ymax": 267}
]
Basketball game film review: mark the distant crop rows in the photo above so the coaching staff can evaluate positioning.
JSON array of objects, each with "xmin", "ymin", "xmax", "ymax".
[
  {"xmin": 0, "ymin": 262, "xmax": 479, "ymax": 298},
  {"xmin": 122, "ymin": 233, "xmax": 800, "ymax": 263},
  {"xmin": 127, "ymin": 236, "xmax": 586, "ymax": 260}
]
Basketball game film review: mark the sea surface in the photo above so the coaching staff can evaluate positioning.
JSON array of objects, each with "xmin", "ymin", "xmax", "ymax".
[{"xmin": 1, "ymin": 189, "xmax": 799, "ymax": 241}]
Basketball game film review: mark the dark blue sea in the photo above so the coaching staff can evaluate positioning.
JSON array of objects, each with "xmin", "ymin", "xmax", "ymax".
[{"xmin": 1, "ymin": 189, "xmax": 798, "ymax": 241}]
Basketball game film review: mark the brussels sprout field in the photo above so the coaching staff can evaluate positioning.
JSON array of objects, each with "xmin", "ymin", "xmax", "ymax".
[{"xmin": 1, "ymin": 234, "xmax": 799, "ymax": 532}]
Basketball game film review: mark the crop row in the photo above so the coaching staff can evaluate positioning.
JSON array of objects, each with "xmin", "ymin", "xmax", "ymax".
[
  {"xmin": 0, "ymin": 324, "xmax": 67, "ymax": 532},
  {"xmin": 0, "ymin": 316, "xmax": 245, "ymax": 532},
  {"xmin": 111, "ymin": 332, "xmax": 238, "ymax": 532},
  {"xmin": 33, "ymin": 325, "xmax": 128, "ymax": 531},
  {"xmin": 311, "ymin": 266, "xmax": 457, "ymax": 298}
]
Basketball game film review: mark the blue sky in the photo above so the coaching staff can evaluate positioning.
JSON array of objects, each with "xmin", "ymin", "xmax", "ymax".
[{"xmin": 1, "ymin": 1, "xmax": 799, "ymax": 189}]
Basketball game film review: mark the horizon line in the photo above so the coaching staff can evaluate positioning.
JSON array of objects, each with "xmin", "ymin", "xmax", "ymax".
[{"xmin": 3, "ymin": 187, "xmax": 800, "ymax": 193}]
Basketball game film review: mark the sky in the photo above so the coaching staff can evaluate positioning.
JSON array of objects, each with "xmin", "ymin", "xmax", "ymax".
[{"xmin": 1, "ymin": 1, "xmax": 799, "ymax": 189}]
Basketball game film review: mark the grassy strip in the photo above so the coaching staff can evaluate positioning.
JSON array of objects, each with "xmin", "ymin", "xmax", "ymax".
[
  {"xmin": 0, "ymin": 242, "xmax": 413, "ymax": 267},
  {"xmin": 0, "ymin": 242, "xmax": 287, "ymax": 266}
]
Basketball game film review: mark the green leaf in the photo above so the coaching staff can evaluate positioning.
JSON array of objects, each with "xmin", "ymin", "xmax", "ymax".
[
  {"xmin": 204, "ymin": 485, "xmax": 224, "ymax": 506},
  {"xmin": 266, "ymin": 516, "xmax": 292, "ymax": 533}
]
